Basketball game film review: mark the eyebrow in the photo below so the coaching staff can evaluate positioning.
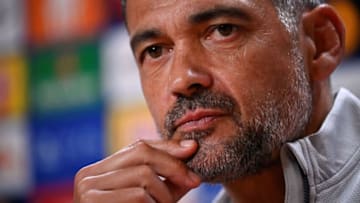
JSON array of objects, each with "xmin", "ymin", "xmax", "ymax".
[
  {"xmin": 130, "ymin": 29, "xmax": 162, "ymax": 52},
  {"xmin": 130, "ymin": 6, "xmax": 251, "ymax": 52},
  {"xmin": 189, "ymin": 6, "xmax": 251, "ymax": 24}
]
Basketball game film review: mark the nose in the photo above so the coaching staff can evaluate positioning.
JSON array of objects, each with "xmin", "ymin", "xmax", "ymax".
[{"xmin": 168, "ymin": 45, "xmax": 213, "ymax": 98}]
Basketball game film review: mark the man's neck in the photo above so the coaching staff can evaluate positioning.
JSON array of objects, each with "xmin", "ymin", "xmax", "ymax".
[{"xmin": 223, "ymin": 161, "xmax": 285, "ymax": 203}]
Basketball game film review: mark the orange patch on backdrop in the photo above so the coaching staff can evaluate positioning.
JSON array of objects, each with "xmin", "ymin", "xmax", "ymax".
[
  {"xmin": 27, "ymin": 0, "xmax": 107, "ymax": 44},
  {"xmin": 331, "ymin": 0, "xmax": 360, "ymax": 55}
]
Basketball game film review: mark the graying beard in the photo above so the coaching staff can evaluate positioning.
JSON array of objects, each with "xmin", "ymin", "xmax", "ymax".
[{"xmin": 186, "ymin": 122, "xmax": 275, "ymax": 182}]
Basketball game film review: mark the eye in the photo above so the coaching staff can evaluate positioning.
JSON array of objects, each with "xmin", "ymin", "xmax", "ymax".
[
  {"xmin": 206, "ymin": 23, "xmax": 240, "ymax": 41},
  {"xmin": 145, "ymin": 45, "xmax": 163, "ymax": 59},
  {"xmin": 216, "ymin": 24, "xmax": 237, "ymax": 37},
  {"xmin": 139, "ymin": 44, "xmax": 173, "ymax": 65}
]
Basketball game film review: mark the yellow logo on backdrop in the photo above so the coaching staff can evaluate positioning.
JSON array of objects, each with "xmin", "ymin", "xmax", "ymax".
[
  {"xmin": 107, "ymin": 102, "xmax": 158, "ymax": 154},
  {"xmin": 0, "ymin": 56, "xmax": 27, "ymax": 117}
]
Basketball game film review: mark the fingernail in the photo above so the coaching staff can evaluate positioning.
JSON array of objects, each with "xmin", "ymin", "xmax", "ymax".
[{"xmin": 180, "ymin": 140, "xmax": 196, "ymax": 147}]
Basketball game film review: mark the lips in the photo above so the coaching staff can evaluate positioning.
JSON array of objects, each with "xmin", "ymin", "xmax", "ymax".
[{"xmin": 174, "ymin": 109, "xmax": 226, "ymax": 133}]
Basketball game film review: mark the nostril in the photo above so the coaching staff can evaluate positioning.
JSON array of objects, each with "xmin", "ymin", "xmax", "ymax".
[
  {"xmin": 171, "ymin": 82, "xmax": 207, "ymax": 99},
  {"xmin": 188, "ymin": 83, "xmax": 204, "ymax": 93},
  {"xmin": 172, "ymin": 83, "xmax": 204, "ymax": 98}
]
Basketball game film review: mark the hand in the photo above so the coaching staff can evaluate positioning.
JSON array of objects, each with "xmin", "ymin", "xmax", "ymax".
[{"xmin": 73, "ymin": 139, "xmax": 201, "ymax": 203}]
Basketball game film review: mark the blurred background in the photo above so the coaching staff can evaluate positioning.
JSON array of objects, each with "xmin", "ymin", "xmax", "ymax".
[{"xmin": 0, "ymin": 0, "xmax": 359, "ymax": 202}]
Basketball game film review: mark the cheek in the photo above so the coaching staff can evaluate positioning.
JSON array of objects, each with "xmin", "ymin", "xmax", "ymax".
[
  {"xmin": 141, "ymin": 77, "xmax": 168, "ymax": 130},
  {"xmin": 209, "ymin": 39, "xmax": 294, "ymax": 120}
]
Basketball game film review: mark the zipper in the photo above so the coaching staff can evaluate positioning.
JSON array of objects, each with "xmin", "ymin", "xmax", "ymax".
[{"xmin": 300, "ymin": 168, "xmax": 310, "ymax": 203}]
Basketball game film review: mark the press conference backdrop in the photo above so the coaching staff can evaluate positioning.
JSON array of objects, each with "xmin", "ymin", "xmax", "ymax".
[{"xmin": 0, "ymin": 0, "xmax": 359, "ymax": 203}]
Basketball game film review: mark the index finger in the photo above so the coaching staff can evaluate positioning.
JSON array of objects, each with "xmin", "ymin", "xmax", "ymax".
[{"xmin": 144, "ymin": 139, "xmax": 198, "ymax": 160}]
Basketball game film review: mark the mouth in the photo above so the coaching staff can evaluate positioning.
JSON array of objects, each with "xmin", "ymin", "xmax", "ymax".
[{"xmin": 173, "ymin": 109, "xmax": 226, "ymax": 134}]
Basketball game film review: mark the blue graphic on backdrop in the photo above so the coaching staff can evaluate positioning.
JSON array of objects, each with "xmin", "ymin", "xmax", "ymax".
[{"xmin": 30, "ymin": 108, "xmax": 105, "ymax": 185}]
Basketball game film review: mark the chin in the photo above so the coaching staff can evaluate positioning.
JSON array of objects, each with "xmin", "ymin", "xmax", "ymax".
[{"xmin": 184, "ymin": 126, "xmax": 276, "ymax": 183}]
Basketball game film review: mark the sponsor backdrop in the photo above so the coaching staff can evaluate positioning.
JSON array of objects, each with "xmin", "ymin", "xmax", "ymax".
[{"xmin": 0, "ymin": 0, "xmax": 358, "ymax": 202}]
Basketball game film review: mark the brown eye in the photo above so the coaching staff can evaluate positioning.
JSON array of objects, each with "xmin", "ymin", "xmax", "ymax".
[
  {"xmin": 216, "ymin": 24, "xmax": 236, "ymax": 36},
  {"xmin": 146, "ymin": 45, "xmax": 163, "ymax": 59}
]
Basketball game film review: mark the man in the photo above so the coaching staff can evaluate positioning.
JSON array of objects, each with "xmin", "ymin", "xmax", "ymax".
[{"xmin": 74, "ymin": 0, "xmax": 360, "ymax": 202}]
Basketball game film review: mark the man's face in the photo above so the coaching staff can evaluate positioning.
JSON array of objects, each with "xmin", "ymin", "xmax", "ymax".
[{"xmin": 126, "ymin": 0, "xmax": 312, "ymax": 182}]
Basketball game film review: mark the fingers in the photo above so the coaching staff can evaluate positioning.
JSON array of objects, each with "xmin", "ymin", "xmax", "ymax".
[
  {"xmin": 74, "ymin": 139, "xmax": 201, "ymax": 203},
  {"xmin": 79, "ymin": 166, "xmax": 174, "ymax": 203},
  {"xmin": 78, "ymin": 139, "xmax": 200, "ymax": 187},
  {"xmin": 77, "ymin": 166, "xmax": 173, "ymax": 203}
]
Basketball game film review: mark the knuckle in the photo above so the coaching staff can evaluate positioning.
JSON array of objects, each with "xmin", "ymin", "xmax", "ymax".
[
  {"xmin": 75, "ymin": 169, "xmax": 86, "ymax": 184},
  {"xmin": 79, "ymin": 190, "xmax": 96, "ymax": 203},
  {"xmin": 75, "ymin": 165, "xmax": 93, "ymax": 183},
  {"xmin": 137, "ymin": 166, "xmax": 156, "ymax": 190},
  {"xmin": 133, "ymin": 188, "xmax": 152, "ymax": 203},
  {"xmin": 77, "ymin": 177, "xmax": 94, "ymax": 194},
  {"xmin": 138, "ymin": 165, "xmax": 155, "ymax": 178},
  {"xmin": 79, "ymin": 193, "xmax": 89, "ymax": 203},
  {"xmin": 134, "ymin": 140, "xmax": 150, "ymax": 151},
  {"xmin": 134, "ymin": 140, "xmax": 153, "ymax": 164}
]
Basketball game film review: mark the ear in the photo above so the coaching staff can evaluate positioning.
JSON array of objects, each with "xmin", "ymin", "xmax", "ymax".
[{"xmin": 302, "ymin": 4, "xmax": 345, "ymax": 81}]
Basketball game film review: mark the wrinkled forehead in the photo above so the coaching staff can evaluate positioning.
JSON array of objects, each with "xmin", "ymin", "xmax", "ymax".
[
  {"xmin": 125, "ymin": 0, "xmax": 273, "ymax": 34},
  {"xmin": 126, "ymin": 0, "xmax": 183, "ymax": 29}
]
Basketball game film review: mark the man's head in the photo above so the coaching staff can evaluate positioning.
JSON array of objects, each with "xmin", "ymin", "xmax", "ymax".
[{"xmin": 123, "ymin": 0, "xmax": 344, "ymax": 182}]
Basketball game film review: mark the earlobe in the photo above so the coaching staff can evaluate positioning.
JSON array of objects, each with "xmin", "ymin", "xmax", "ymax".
[{"xmin": 302, "ymin": 4, "xmax": 345, "ymax": 81}]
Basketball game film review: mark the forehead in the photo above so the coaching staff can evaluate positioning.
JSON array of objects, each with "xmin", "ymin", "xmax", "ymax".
[{"xmin": 126, "ymin": 0, "xmax": 275, "ymax": 34}]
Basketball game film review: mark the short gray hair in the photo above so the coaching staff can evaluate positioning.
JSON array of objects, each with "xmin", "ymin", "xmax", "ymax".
[
  {"xmin": 121, "ymin": 0, "xmax": 326, "ymax": 35},
  {"xmin": 272, "ymin": 0, "xmax": 326, "ymax": 35}
]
